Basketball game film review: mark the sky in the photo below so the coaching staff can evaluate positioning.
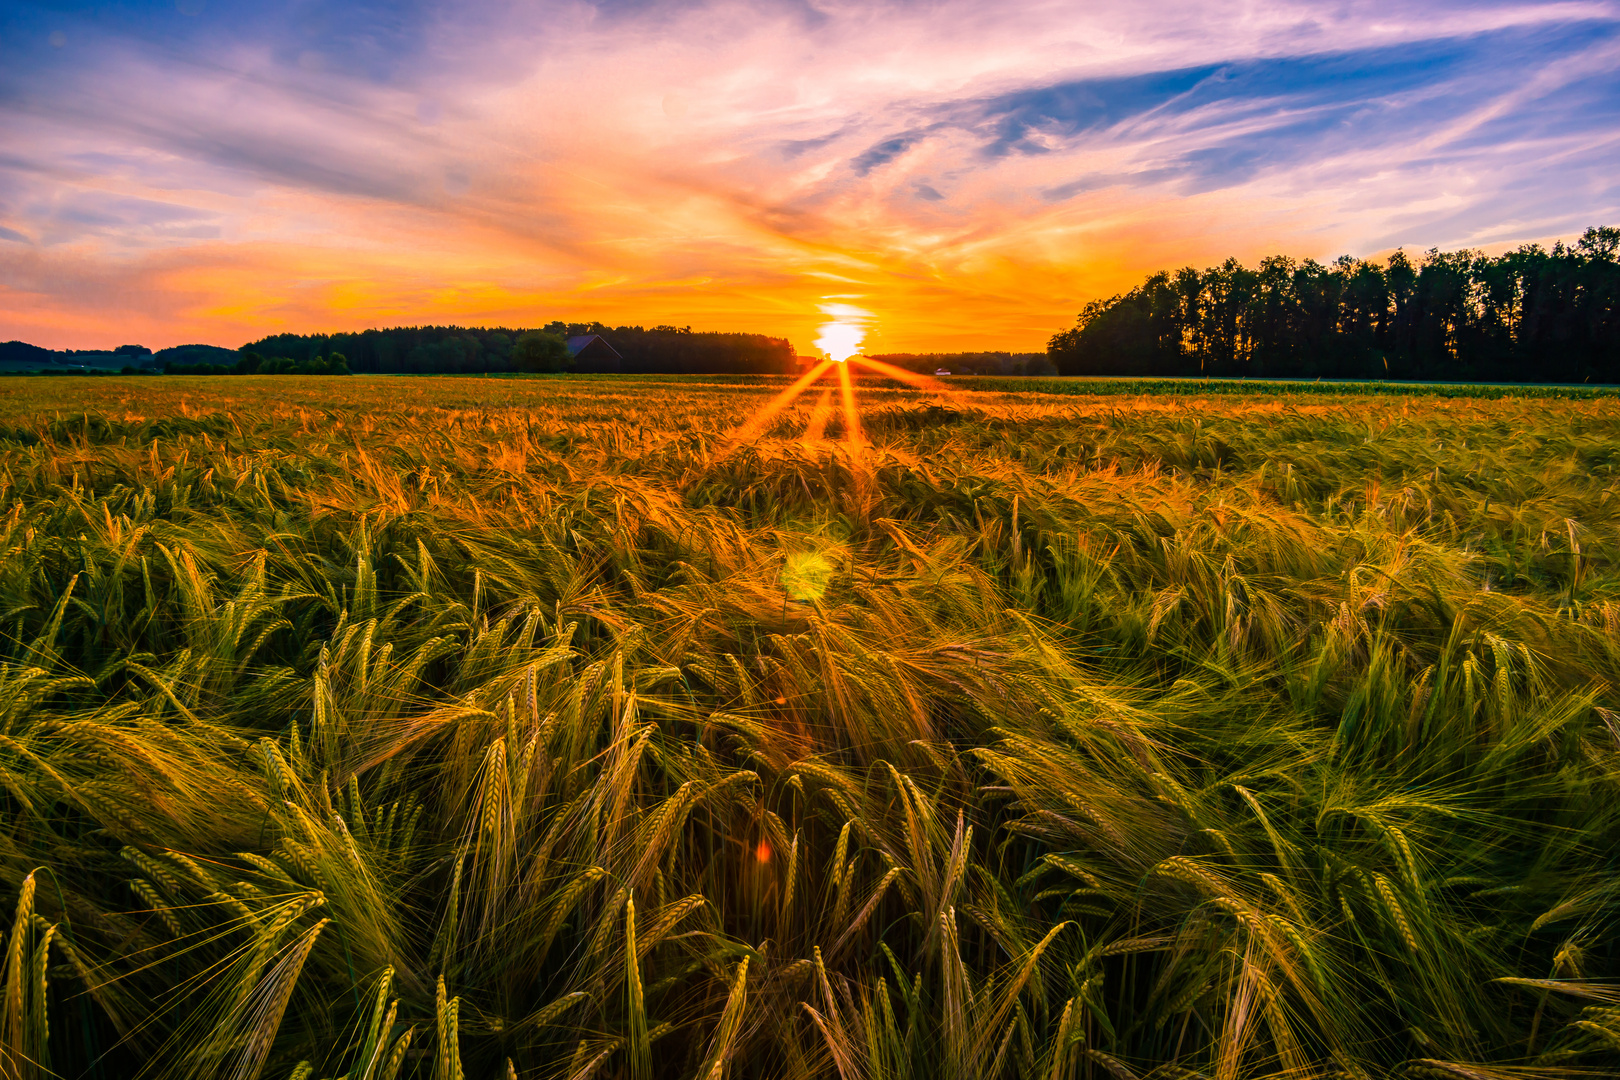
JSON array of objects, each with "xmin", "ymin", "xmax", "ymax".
[{"xmin": 1, "ymin": 0, "xmax": 1618, "ymax": 354}]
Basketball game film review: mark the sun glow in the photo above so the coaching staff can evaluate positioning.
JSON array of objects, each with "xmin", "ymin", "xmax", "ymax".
[
  {"xmin": 725, "ymin": 303, "xmax": 957, "ymax": 455},
  {"xmin": 813, "ymin": 302, "xmax": 871, "ymax": 363}
]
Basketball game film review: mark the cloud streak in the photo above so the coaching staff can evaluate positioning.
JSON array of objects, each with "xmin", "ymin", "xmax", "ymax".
[{"xmin": 1, "ymin": 0, "xmax": 1617, "ymax": 351}]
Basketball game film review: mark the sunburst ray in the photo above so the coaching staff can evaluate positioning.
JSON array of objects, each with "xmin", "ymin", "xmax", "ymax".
[
  {"xmin": 851, "ymin": 356, "xmax": 954, "ymax": 395},
  {"xmin": 836, "ymin": 358, "xmax": 863, "ymax": 454},
  {"xmin": 724, "ymin": 358, "xmax": 835, "ymax": 450},
  {"xmin": 804, "ymin": 389, "xmax": 833, "ymax": 443}
]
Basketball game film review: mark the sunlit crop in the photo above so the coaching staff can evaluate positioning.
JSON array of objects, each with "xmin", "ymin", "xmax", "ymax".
[{"xmin": 0, "ymin": 373, "xmax": 1615, "ymax": 1080}]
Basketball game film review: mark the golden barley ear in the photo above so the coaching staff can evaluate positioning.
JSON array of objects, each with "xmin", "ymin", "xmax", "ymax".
[{"xmin": 0, "ymin": 873, "xmax": 51, "ymax": 1080}]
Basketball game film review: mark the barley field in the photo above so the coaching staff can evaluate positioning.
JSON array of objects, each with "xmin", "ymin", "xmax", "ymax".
[{"xmin": 0, "ymin": 374, "xmax": 1616, "ymax": 1080}]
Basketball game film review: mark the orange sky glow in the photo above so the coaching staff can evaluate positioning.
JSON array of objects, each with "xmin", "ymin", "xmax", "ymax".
[{"xmin": 3, "ymin": 0, "xmax": 1617, "ymax": 353}]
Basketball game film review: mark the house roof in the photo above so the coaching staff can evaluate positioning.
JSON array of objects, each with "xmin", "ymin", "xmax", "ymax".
[{"xmin": 566, "ymin": 334, "xmax": 622, "ymax": 360}]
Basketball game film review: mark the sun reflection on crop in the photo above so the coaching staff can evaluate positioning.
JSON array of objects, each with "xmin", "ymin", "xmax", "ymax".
[
  {"xmin": 781, "ymin": 550, "xmax": 834, "ymax": 601},
  {"xmin": 725, "ymin": 300, "xmax": 956, "ymax": 454}
]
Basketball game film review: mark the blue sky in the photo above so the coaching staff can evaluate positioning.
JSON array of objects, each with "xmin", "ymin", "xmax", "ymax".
[{"xmin": 2, "ymin": 0, "xmax": 1617, "ymax": 349}]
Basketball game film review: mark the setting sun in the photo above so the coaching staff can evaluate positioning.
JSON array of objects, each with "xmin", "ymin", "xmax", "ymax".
[{"xmin": 725, "ymin": 308, "xmax": 953, "ymax": 455}]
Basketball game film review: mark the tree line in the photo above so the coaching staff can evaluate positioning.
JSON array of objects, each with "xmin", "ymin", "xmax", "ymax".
[
  {"xmin": 1049, "ymin": 226, "xmax": 1620, "ymax": 383},
  {"xmin": 242, "ymin": 323, "xmax": 796, "ymax": 375},
  {"xmin": 167, "ymin": 352, "xmax": 351, "ymax": 376}
]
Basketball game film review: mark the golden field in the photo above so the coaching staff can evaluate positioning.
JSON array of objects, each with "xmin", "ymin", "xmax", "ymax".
[{"xmin": 0, "ymin": 374, "xmax": 1615, "ymax": 1080}]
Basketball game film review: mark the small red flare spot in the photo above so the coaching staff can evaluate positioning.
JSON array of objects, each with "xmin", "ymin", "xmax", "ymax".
[
  {"xmin": 774, "ymin": 696, "xmax": 787, "ymax": 705},
  {"xmin": 755, "ymin": 840, "xmax": 772, "ymax": 862}
]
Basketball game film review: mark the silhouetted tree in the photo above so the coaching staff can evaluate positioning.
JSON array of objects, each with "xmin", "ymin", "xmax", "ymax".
[
  {"xmin": 239, "ymin": 324, "xmax": 794, "ymax": 376},
  {"xmin": 1049, "ymin": 229, "xmax": 1620, "ymax": 383},
  {"xmin": 512, "ymin": 331, "xmax": 573, "ymax": 373}
]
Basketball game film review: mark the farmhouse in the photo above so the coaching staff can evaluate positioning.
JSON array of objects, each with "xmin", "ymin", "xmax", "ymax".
[{"xmin": 566, "ymin": 334, "xmax": 622, "ymax": 373}]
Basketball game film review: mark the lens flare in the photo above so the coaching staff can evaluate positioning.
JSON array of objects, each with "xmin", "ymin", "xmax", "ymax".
[{"xmin": 781, "ymin": 550, "xmax": 833, "ymax": 601}]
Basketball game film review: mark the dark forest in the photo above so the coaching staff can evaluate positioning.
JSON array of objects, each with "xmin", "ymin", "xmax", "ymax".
[
  {"xmin": 244, "ymin": 323, "xmax": 796, "ymax": 375},
  {"xmin": 1049, "ymin": 226, "xmax": 1620, "ymax": 383}
]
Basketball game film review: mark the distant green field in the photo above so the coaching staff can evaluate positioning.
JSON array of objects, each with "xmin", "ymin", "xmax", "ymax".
[
  {"xmin": 958, "ymin": 374, "xmax": 1620, "ymax": 398},
  {"xmin": 0, "ymin": 375, "xmax": 1615, "ymax": 1079},
  {"xmin": 6, "ymin": 367, "xmax": 1618, "ymax": 399}
]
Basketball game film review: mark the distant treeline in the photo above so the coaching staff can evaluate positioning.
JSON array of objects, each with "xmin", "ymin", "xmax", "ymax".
[
  {"xmin": 0, "ymin": 341, "xmax": 237, "ymax": 372},
  {"xmin": 168, "ymin": 352, "xmax": 350, "ymax": 376},
  {"xmin": 243, "ymin": 323, "xmax": 796, "ymax": 375},
  {"xmin": 866, "ymin": 352, "xmax": 1056, "ymax": 376},
  {"xmin": 1049, "ymin": 226, "xmax": 1620, "ymax": 383}
]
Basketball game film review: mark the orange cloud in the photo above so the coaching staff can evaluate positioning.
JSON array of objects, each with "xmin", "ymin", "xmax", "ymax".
[{"xmin": 2, "ymin": 0, "xmax": 1615, "ymax": 351}]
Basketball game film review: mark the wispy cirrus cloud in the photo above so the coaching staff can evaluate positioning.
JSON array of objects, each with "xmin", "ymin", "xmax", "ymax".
[{"xmin": 1, "ymin": 0, "xmax": 1616, "ymax": 351}]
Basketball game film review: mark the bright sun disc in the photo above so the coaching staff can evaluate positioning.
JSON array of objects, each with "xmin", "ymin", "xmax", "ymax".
[
  {"xmin": 722, "ymin": 300, "xmax": 956, "ymax": 455},
  {"xmin": 814, "ymin": 319, "xmax": 865, "ymax": 363}
]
